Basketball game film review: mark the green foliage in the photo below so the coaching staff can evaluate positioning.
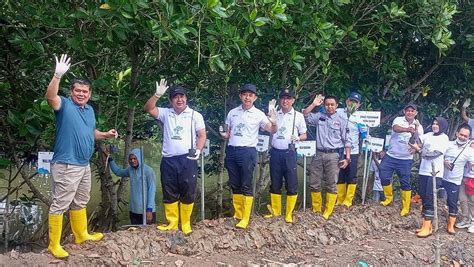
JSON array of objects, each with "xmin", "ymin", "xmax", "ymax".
[{"xmin": 0, "ymin": 0, "xmax": 472, "ymax": 185}]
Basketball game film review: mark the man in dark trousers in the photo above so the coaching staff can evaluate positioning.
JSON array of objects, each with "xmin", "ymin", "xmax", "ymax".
[
  {"xmin": 335, "ymin": 92, "xmax": 367, "ymax": 208},
  {"xmin": 379, "ymin": 103, "xmax": 423, "ymax": 216},
  {"xmin": 265, "ymin": 89, "xmax": 307, "ymax": 223},
  {"xmin": 220, "ymin": 83, "xmax": 277, "ymax": 229},
  {"xmin": 144, "ymin": 79, "xmax": 206, "ymax": 235}
]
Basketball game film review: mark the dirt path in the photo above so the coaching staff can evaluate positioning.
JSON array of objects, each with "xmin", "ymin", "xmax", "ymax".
[{"xmin": 1, "ymin": 202, "xmax": 472, "ymax": 266}]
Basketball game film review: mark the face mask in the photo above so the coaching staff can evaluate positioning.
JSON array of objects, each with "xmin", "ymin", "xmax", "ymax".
[{"xmin": 456, "ymin": 138, "xmax": 467, "ymax": 145}]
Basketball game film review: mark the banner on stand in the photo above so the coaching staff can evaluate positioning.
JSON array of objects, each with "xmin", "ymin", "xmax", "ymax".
[
  {"xmin": 202, "ymin": 139, "xmax": 210, "ymax": 157},
  {"xmin": 353, "ymin": 111, "xmax": 381, "ymax": 127},
  {"xmin": 256, "ymin": 135, "xmax": 270, "ymax": 152},
  {"xmin": 38, "ymin": 152, "xmax": 54, "ymax": 174},
  {"xmin": 363, "ymin": 137, "xmax": 385, "ymax": 152},
  {"xmin": 297, "ymin": 141, "xmax": 316, "ymax": 157}
]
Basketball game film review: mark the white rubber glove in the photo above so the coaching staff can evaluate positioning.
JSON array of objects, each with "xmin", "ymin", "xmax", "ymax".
[
  {"xmin": 268, "ymin": 99, "xmax": 278, "ymax": 124},
  {"xmin": 187, "ymin": 149, "xmax": 201, "ymax": 160},
  {"xmin": 155, "ymin": 78, "xmax": 169, "ymax": 98},
  {"xmin": 312, "ymin": 94, "xmax": 325, "ymax": 106},
  {"xmin": 290, "ymin": 135, "xmax": 300, "ymax": 142},
  {"xmin": 54, "ymin": 54, "xmax": 71, "ymax": 78},
  {"xmin": 463, "ymin": 99, "xmax": 471, "ymax": 108}
]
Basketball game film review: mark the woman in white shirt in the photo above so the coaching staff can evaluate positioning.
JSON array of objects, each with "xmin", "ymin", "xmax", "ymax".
[{"xmin": 409, "ymin": 117, "xmax": 450, "ymax": 238}]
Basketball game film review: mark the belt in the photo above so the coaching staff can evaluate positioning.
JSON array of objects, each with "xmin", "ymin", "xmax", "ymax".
[
  {"xmin": 271, "ymin": 147, "xmax": 290, "ymax": 152},
  {"xmin": 227, "ymin": 145, "xmax": 255, "ymax": 150},
  {"xmin": 316, "ymin": 148, "xmax": 341, "ymax": 153}
]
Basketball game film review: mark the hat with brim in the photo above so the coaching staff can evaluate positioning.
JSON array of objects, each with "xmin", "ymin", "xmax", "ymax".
[
  {"xmin": 169, "ymin": 85, "xmax": 187, "ymax": 98},
  {"xmin": 348, "ymin": 92, "xmax": 362, "ymax": 103},
  {"xmin": 279, "ymin": 89, "xmax": 295, "ymax": 98},
  {"xmin": 240, "ymin": 83, "xmax": 257, "ymax": 94},
  {"xmin": 404, "ymin": 103, "xmax": 418, "ymax": 110}
]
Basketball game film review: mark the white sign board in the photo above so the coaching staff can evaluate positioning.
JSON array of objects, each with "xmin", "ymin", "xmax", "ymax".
[
  {"xmin": 366, "ymin": 137, "xmax": 385, "ymax": 152},
  {"xmin": 297, "ymin": 141, "xmax": 316, "ymax": 157},
  {"xmin": 256, "ymin": 135, "xmax": 270, "ymax": 152},
  {"xmin": 202, "ymin": 139, "xmax": 210, "ymax": 157},
  {"xmin": 353, "ymin": 111, "xmax": 381, "ymax": 127},
  {"xmin": 38, "ymin": 152, "xmax": 54, "ymax": 174}
]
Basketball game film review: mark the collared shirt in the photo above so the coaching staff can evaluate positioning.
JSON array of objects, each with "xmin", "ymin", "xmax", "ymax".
[
  {"xmin": 443, "ymin": 141, "xmax": 473, "ymax": 185},
  {"xmin": 226, "ymin": 105, "xmax": 269, "ymax": 147},
  {"xmin": 418, "ymin": 132, "xmax": 450, "ymax": 178},
  {"xmin": 336, "ymin": 108, "xmax": 362, "ymax": 154},
  {"xmin": 157, "ymin": 106, "xmax": 205, "ymax": 157},
  {"xmin": 387, "ymin": 116, "xmax": 424, "ymax": 160},
  {"xmin": 52, "ymin": 96, "xmax": 96, "ymax": 166},
  {"xmin": 306, "ymin": 112, "xmax": 351, "ymax": 150},
  {"xmin": 271, "ymin": 108, "xmax": 307, "ymax": 149}
]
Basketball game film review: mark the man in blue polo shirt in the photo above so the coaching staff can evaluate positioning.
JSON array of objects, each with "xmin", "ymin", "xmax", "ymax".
[{"xmin": 46, "ymin": 54, "xmax": 118, "ymax": 259}]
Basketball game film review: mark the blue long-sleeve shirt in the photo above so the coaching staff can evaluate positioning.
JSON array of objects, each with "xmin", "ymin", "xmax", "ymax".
[{"xmin": 109, "ymin": 148, "xmax": 156, "ymax": 214}]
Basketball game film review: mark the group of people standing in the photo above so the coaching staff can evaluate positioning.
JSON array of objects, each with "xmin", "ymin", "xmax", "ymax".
[{"xmin": 44, "ymin": 54, "xmax": 473, "ymax": 259}]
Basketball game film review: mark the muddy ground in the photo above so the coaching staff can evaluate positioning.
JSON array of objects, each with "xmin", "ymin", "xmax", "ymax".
[{"xmin": 1, "ymin": 201, "xmax": 473, "ymax": 266}]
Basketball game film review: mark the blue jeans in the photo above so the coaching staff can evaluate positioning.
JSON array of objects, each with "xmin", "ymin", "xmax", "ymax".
[
  {"xmin": 418, "ymin": 175, "xmax": 443, "ymax": 219},
  {"xmin": 442, "ymin": 180, "xmax": 460, "ymax": 216},
  {"xmin": 379, "ymin": 155, "xmax": 413, "ymax": 190}
]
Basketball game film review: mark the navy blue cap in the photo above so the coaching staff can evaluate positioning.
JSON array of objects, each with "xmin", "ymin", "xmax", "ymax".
[
  {"xmin": 169, "ymin": 85, "xmax": 187, "ymax": 98},
  {"xmin": 348, "ymin": 92, "xmax": 362, "ymax": 103},
  {"xmin": 240, "ymin": 83, "xmax": 257, "ymax": 94},
  {"xmin": 404, "ymin": 103, "xmax": 418, "ymax": 110},
  {"xmin": 279, "ymin": 88, "xmax": 295, "ymax": 98}
]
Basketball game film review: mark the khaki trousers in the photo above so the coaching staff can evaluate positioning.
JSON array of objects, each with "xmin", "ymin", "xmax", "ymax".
[
  {"xmin": 49, "ymin": 163, "xmax": 91, "ymax": 214},
  {"xmin": 308, "ymin": 152, "xmax": 340, "ymax": 194}
]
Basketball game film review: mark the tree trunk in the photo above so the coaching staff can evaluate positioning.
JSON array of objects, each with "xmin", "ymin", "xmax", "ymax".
[
  {"xmin": 92, "ymin": 142, "xmax": 119, "ymax": 232},
  {"xmin": 116, "ymin": 107, "xmax": 136, "ymax": 207}
]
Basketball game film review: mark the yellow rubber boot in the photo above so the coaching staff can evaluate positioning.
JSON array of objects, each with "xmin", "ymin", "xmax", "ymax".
[
  {"xmin": 336, "ymin": 183, "xmax": 347, "ymax": 205},
  {"xmin": 264, "ymin": 193, "xmax": 282, "ymax": 218},
  {"xmin": 400, "ymin": 190, "xmax": 411, "ymax": 216},
  {"xmin": 342, "ymin": 184, "xmax": 357, "ymax": 208},
  {"xmin": 322, "ymin": 193, "xmax": 338, "ymax": 220},
  {"xmin": 48, "ymin": 214, "xmax": 69, "ymax": 259},
  {"xmin": 232, "ymin": 194, "xmax": 243, "ymax": 220},
  {"xmin": 236, "ymin": 196, "xmax": 254, "ymax": 229},
  {"xmin": 285, "ymin": 195, "xmax": 298, "ymax": 223},
  {"xmin": 380, "ymin": 185, "xmax": 393, "ymax": 206},
  {"xmin": 69, "ymin": 208, "xmax": 103, "ymax": 244},
  {"xmin": 416, "ymin": 219, "xmax": 432, "ymax": 238},
  {"xmin": 180, "ymin": 202, "xmax": 194, "ymax": 235},
  {"xmin": 415, "ymin": 218, "xmax": 424, "ymax": 233},
  {"xmin": 311, "ymin": 192, "xmax": 322, "ymax": 213},
  {"xmin": 447, "ymin": 216, "xmax": 456, "ymax": 235},
  {"xmin": 157, "ymin": 201, "xmax": 179, "ymax": 231}
]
